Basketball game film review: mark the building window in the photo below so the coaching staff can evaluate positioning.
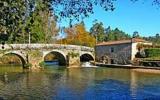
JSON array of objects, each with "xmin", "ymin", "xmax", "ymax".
[{"xmin": 111, "ymin": 47, "xmax": 114, "ymax": 53}]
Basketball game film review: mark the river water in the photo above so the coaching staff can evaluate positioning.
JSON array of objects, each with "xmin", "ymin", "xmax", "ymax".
[{"xmin": 0, "ymin": 65, "xmax": 160, "ymax": 100}]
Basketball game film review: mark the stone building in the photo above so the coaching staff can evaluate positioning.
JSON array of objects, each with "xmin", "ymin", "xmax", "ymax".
[{"xmin": 96, "ymin": 38, "xmax": 151, "ymax": 64}]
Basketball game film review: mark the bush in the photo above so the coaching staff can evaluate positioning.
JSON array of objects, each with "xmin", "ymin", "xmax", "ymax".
[
  {"xmin": 24, "ymin": 63, "xmax": 32, "ymax": 69},
  {"xmin": 68, "ymin": 52, "xmax": 79, "ymax": 58},
  {"xmin": 39, "ymin": 61, "xmax": 46, "ymax": 67},
  {"xmin": 145, "ymin": 48, "xmax": 160, "ymax": 58}
]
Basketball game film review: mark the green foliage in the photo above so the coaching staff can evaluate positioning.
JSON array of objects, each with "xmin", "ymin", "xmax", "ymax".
[
  {"xmin": 29, "ymin": 50, "xmax": 42, "ymax": 57},
  {"xmin": 143, "ymin": 33, "xmax": 160, "ymax": 45},
  {"xmin": 132, "ymin": 31, "xmax": 140, "ymax": 38},
  {"xmin": 90, "ymin": 21, "xmax": 131, "ymax": 42},
  {"xmin": 1, "ymin": 0, "xmax": 58, "ymax": 43},
  {"xmin": 27, "ymin": 12, "xmax": 46, "ymax": 43},
  {"xmin": 24, "ymin": 63, "xmax": 32, "ymax": 69},
  {"xmin": 0, "ymin": 0, "xmax": 29, "ymax": 38},
  {"xmin": 68, "ymin": 52, "xmax": 79, "ymax": 58},
  {"xmin": 145, "ymin": 48, "xmax": 160, "ymax": 58},
  {"xmin": 137, "ymin": 43, "xmax": 160, "ymax": 50},
  {"xmin": 90, "ymin": 21, "xmax": 105, "ymax": 42},
  {"xmin": 0, "ymin": 0, "xmax": 116, "ymax": 44},
  {"xmin": 59, "ymin": 23, "xmax": 96, "ymax": 47},
  {"xmin": 21, "ymin": 0, "xmax": 58, "ymax": 43},
  {"xmin": 39, "ymin": 61, "xmax": 46, "ymax": 67},
  {"xmin": 50, "ymin": 0, "xmax": 116, "ymax": 20},
  {"xmin": 143, "ymin": 57, "xmax": 160, "ymax": 61},
  {"xmin": 1, "ymin": 0, "xmax": 160, "ymax": 44},
  {"xmin": 106, "ymin": 28, "xmax": 131, "ymax": 41}
]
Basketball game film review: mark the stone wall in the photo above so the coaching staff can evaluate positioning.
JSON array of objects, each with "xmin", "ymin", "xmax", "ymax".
[
  {"xmin": 96, "ymin": 43, "xmax": 132, "ymax": 64},
  {"xmin": 0, "ymin": 44, "xmax": 94, "ymax": 68}
]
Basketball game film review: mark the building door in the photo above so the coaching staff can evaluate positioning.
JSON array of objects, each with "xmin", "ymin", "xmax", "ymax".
[{"xmin": 111, "ymin": 59, "xmax": 114, "ymax": 64}]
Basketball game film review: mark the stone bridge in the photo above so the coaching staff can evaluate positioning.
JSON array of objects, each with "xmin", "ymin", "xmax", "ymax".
[{"xmin": 0, "ymin": 44, "xmax": 95, "ymax": 68}]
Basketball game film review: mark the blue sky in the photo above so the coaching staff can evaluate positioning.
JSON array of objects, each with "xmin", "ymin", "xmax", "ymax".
[{"xmin": 59, "ymin": 0, "xmax": 160, "ymax": 37}]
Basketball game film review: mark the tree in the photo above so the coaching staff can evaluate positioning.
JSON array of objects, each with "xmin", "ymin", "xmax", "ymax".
[
  {"xmin": 0, "ymin": 0, "xmax": 116, "ymax": 35},
  {"xmin": 58, "ymin": 23, "xmax": 96, "ymax": 47},
  {"xmin": 28, "ymin": 4, "xmax": 58, "ymax": 43},
  {"xmin": 0, "ymin": 0, "xmax": 30, "ymax": 42},
  {"xmin": 90, "ymin": 20, "xmax": 131, "ymax": 42},
  {"xmin": 156, "ymin": 33, "xmax": 159, "ymax": 38},
  {"xmin": 143, "ymin": 33, "xmax": 160, "ymax": 45},
  {"xmin": 1, "ymin": 0, "xmax": 159, "ymax": 43},
  {"xmin": 0, "ymin": 0, "xmax": 59, "ymax": 43},
  {"xmin": 105, "ymin": 28, "xmax": 131, "ymax": 41},
  {"xmin": 90, "ymin": 21, "xmax": 105, "ymax": 42},
  {"xmin": 133, "ymin": 31, "xmax": 140, "ymax": 38},
  {"xmin": 105, "ymin": 26, "xmax": 111, "ymax": 34}
]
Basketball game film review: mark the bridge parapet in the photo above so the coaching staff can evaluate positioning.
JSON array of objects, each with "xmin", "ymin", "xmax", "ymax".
[{"xmin": 0, "ymin": 44, "xmax": 94, "ymax": 52}]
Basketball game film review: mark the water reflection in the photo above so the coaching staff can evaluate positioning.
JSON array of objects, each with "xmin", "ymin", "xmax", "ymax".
[
  {"xmin": 130, "ymin": 69, "xmax": 160, "ymax": 100},
  {"xmin": 0, "ymin": 66, "xmax": 160, "ymax": 99}
]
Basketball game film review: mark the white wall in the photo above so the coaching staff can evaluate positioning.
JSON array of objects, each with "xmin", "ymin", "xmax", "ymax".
[{"xmin": 131, "ymin": 42, "xmax": 138, "ymax": 60}]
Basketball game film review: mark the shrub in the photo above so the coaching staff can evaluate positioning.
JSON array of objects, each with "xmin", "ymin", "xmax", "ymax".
[
  {"xmin": 68, "ymin": 52, "xmax": 79, "ymax": 58},
  {"xmin": 145, "ymin": 48, "xmax": 160, "ymax": 58},
  {"xmin": 39, "ymin": 61, "xmax": 46, "ymax": 67},
  {"xmin": 24, "ymin": 63, "xmax": 32, "ymax": 69}
]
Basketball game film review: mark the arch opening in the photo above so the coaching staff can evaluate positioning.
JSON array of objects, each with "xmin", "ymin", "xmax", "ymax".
[
  {"xmin": 1, "ymin": 53, "xmax": 26, "ymax": 67},
  {"xmin": 80, "ymin": 54, "xmax": 94, "ymax": 62},
  {"xmin": 44, "ymin": 51, "xmax": 66, "ymax": 66}
]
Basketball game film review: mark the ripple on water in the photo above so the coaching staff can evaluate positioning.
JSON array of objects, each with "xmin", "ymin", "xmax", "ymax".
[{"xmin": 0, "ymin": 66, "xmax": 160, "ymax": 100}]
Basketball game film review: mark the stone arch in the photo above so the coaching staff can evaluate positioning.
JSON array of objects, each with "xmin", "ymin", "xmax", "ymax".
[
  {"xmin": 2, "ymin": 51, "xmax": 27, "ymax": 67},
  {"xmin": 43, "ymin": 50, "xmax": 67, "ymax": 66},
  {"xmin": 80, "ymin": 53, "xmax": 95, "ymax": 62}
]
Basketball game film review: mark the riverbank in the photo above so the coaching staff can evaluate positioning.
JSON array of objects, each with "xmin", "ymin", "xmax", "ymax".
[{"xmin": 95, "ymin": 62, "xmax": 160, "ymax": 70}]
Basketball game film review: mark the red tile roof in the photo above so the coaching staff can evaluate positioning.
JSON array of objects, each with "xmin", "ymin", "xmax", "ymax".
[{"xmin": 96, "ymin": 38, "xmax": 147, "ymax": 46}]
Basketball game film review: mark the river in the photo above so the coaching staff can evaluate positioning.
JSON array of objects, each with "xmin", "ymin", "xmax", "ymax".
[{"xmin": 0, "ymin": 65, "xmax": 160, "ymax": 100}]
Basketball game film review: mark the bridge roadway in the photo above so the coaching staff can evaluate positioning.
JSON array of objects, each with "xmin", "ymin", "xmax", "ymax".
[{"xmin": 0, "ymin": 44, "xmax": 95, "ymax": 68}]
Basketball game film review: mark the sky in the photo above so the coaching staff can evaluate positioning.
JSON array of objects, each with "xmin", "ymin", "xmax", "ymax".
[{"xmin": 59, "ymin": 0, "xmax": 160, "ymax": 37}]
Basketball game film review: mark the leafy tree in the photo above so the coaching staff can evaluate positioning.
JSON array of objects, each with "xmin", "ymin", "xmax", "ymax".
[
  {"xmin": 1, "ymin": 0, "xmax": 59, "ymax": 43},
  {"xmin": 156, "ymin": 33, "xmax": 160, "ymax": 38},
  {"xmin": 143, "ymin": 33, "xmax": 160, "ymax": 45},
  {"xmin": 132, "ymin": 31, "xmax": 140, "ymax": 38},
  {"xmin": 0, "ymin": 0, "xmax": 30, "ymax": 42},
  {"xmin": 90, "ymin": 21, "xmax": 131, "ymax": 42},
  {"xmin": 90, "ymin": 21, "xmax": 105, "ymax": 42},
  {"xmin": 105, "ymin": 26, "xmax": 111, "ymax": 33},
  {"xmin": 0, "ymin": 0, "xmax": 116, "ymax": 42},
  {"xmin": 105, "ymin": 28, "xmax": 131, "ymax": 41},
  {"xmin": 58, "ymin": 23, "xmax": 96, "ymax": 47},
  {"xmin": 29, "ymin": 8, "xmax": 58, "ymax": 43},
  {"xmin": 1, "ymin": 0, "xmax": 160, "ymax": 43}
]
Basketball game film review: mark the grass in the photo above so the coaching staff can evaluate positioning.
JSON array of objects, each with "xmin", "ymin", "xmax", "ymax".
[{"xmin": 143, "ymin": 57, "xmax": 160, "ymax": 61}]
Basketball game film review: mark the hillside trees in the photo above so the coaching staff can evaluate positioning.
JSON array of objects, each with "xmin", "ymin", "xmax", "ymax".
[
  {"xmin": 90, "ymin": 21, "xmax": 131, "ymax": 42},
  {"xmin": 143, "ymin": 33, "xmax": 160, "ymax": 44},
  {"xmin": 106, "ymin": 28, "xmax": 131, "ymax": 41},
  {"xmin": 0, "ymin": 0, "xmax": 160, "ymax": 43}
]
